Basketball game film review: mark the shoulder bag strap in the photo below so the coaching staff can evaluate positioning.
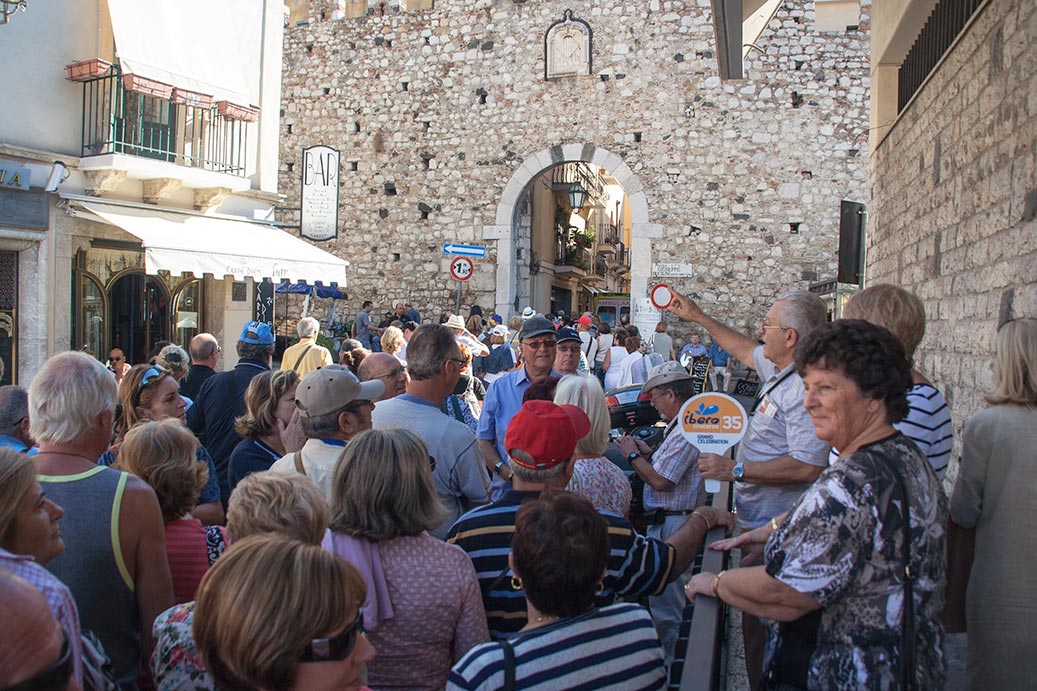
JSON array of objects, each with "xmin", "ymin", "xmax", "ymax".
[
  {"xmin": 292, "ymin": 344, "xmax": 314, "ymax": 371},
  {"xmin": 293, "ymin": 450, "xmax": 307, "ymax": 476},
  {"xmin": 875, "ymin": 453, "xmax": 917, "ymax": 691},
  {"xmin": 499, "ymin": 639, "xmax": 516, "ymax": 691}
]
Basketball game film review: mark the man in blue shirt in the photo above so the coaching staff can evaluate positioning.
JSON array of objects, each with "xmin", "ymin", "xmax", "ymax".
[
  {"xmin": 476, "ymin": 315, "xmax": 560, "ymax": 500},
  {"xmin": 707, "ymin": 339, "xmax": 733, "ymax": 392},
  {"xmin": 0, "ymin": 386, "xmax": 36, "ymax": 455}
]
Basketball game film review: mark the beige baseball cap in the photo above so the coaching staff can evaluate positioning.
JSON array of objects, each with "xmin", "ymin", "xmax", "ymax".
[
  {"xmin": 294, "ymin": 365, "xmax": 384, "ymax": 418},
  {"xmin": 641, "ymin": 360, "xmax": 692, "ymax": 394}
]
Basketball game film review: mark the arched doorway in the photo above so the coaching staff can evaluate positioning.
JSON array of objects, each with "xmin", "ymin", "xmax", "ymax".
[
  {"xmin": 483, "ymin": 143, "xmax": 660, "ymax": 318},
  {"xmin": 107, "ymin": 270, "xmax": 170, "ymax": 364}
]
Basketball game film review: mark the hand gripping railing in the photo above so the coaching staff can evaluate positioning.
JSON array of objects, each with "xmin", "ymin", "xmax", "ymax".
[{"xmin": 679, "ymin": 480, "xmax": 732, "ymax": 691}]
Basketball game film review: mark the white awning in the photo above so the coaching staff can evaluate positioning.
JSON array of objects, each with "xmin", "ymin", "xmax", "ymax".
[
  {"xmin": 66, "ymin": 198, "xmax": 348, "ymax": 286},
  {"xmin": 106, "ymin": 0, "xmax": 261, "ymax": 106}
]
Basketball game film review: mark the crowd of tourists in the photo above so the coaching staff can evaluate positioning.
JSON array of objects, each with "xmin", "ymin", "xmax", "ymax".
[{"xmin": 0, "ymin": 287, "xmax": 1033, "ymax": 691}]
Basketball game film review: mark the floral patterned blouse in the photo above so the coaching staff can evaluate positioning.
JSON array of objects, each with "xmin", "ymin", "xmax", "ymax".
[
  {"xmin": 764, "ymin": 433, "xmax": 948, "ymax": 690},
  {"xmin": 151, "ymin": 602, "xmax": 213, "ymax": 691},
  {"xmin": 567, "ymin": 456, "xmax": 633, "ymax": 517}
]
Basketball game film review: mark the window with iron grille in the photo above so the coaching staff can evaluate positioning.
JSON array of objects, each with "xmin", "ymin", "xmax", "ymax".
[
  {"xmin": 0, "ymin": 251, "xmax": 17, "ymax": 385},
  {"xmin": 898, "ymin": 0, "xmax": 985, "ymax": 112}
]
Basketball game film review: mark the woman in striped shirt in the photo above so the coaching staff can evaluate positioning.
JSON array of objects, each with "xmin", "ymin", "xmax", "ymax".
[{"xmin": 449, "ymin": 490, "xmax": 666, "ymax": 691}]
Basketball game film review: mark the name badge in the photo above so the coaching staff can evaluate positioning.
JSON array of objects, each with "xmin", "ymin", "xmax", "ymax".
[{"xmin": 757, "ymin": 396, "xmax": 778, "ymax": 419}]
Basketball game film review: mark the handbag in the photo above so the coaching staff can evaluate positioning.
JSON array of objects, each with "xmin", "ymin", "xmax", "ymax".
[{"xmin": 941, "ymin": 518, "xmax": 975, "ymax": 633}]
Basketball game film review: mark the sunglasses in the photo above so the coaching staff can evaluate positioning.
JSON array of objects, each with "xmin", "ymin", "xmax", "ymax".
[
  {"xmin": 2, "ymin": 630, "xmax": 72, "ymax": 691},
  {"xmin": 343, "ymin": 400, "xmax": 373, "ymax": 415},
  {"xmin": 375, "ymin": 366, "xmax": 407, "ymax": 380},
  {"xmin": 138, "ymin": 366, "xmax": 169, "ymax": 391},
  {"xmin": 522, "ymin": 339, "xmax": 556, "ymax": 350},
  {"xmin": 298, "ymin": 610, "xmax": 365, "ymax": 663}
]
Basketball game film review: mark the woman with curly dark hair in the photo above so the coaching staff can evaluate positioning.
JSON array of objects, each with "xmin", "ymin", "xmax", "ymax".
[{"xmin": 685, "ymin": 320, "xmax": 948, "ymax": 690}]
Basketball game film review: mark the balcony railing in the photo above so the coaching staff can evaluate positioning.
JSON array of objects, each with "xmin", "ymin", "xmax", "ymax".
[
  {"xmin": 552, "ymin": 161, "xmax": 608, "ymax": 209},
  {"xmin": 596, "ymin": 222, "xmax": 620, "ymax": 246},
  {"xmin": 81, "ymin": 69, "xmax": 248, "ymax": 175}
]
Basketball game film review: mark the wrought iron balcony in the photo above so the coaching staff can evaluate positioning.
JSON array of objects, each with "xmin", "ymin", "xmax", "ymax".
[
  {"xmin": 551, "ymin": 162, "xmax": 608, "ymax": 209},
  {"xmin": 79, "ymin": 68, "xmax": 248, "ymax": 176}
]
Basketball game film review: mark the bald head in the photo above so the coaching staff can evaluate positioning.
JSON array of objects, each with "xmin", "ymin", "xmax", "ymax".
[
  {"xmin": 0, "ymin": 574, "xmax": 71, "ymax": 689},
  {"xmin": 358, "ymin": 352, "xmax": 408, "ymax": 401},
  {"xmin": 189, "ymin": 333, "xmax": 220, "ymax": 366}
]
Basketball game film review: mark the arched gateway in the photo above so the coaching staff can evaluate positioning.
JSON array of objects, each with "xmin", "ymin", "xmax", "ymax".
[{"xmin": 482, "ymin": 142, "xmax": 664, "ymax": 318}]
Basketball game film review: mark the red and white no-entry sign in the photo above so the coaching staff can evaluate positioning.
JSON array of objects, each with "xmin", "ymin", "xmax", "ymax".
[{"xmin": 450, "ymin": 256, "xmax": 474, "ymax": 281}]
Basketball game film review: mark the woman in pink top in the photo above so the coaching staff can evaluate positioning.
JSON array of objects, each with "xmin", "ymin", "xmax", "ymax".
[
  {"xmin": 117, "ymin": 419, "xmax": 227, "ymax": 604},
  {"xmin": 324, "ymin": 428, "xmax": 489, "ymax": 690}
]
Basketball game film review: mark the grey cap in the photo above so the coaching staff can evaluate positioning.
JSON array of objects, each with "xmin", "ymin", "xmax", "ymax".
[
  {"xmin": 641, "ymin": 360, "xmax": 692, "ymax": 394},
  {"xmin": 294, "ymin": 365, "xmax": 384, "ymax": 418},
  {"xmin": 517, "ymin": 316, "xmax": 557, "ymax": 340}
]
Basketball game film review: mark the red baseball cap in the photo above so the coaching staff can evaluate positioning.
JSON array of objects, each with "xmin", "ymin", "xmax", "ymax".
[
  {"xmin": 505, "ymin": 400, "xmax": 591, "ymax": 470},
  {"xmin": 577, "ymin": 315, "xmax": 593, "ymax": 327}
]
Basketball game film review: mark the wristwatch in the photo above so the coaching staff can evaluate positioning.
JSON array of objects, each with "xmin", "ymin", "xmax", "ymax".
[
  {"xmin": 494, "ymin": 460, "xmax": 510, "ymax": 478},
  {"xmin": 627, "ymin": 451, "xmax": 641, "ymax": 463},
  {"xmin": 732, "ymin": 462, "xmax": 745, "ymax": 481}
]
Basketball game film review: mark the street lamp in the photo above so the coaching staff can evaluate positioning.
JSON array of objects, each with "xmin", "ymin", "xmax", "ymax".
[
  {"xmin": 0, "ymin": 0, "xmax": 27, "ymax": 25},
  {"xmin": 568, "ymin": 183, "xmax": 587, "ymax": 212}
]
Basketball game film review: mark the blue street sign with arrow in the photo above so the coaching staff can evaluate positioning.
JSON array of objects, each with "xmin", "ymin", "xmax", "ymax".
[{"xmin": 442, "ymin": 243, "xmax": 487, "ymax": 258}]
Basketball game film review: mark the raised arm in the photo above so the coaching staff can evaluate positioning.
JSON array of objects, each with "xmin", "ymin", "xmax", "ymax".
[{"xmin": 668, "ymin": 289, "xmax": 758, "ymax": 369}]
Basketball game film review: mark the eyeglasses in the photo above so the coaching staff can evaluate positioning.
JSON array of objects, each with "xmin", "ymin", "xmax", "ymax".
[
  {"xmin": 375, "ymin": 366, "xmax": 407, "ymax": 380},
  {"xmin": 760, "ymin": 324, "xmax": 790, "ymax": 332},
  {"xmin": 343, "ymin": 400, "xmax": 373, "ymax": 415},
  {"xmin": 3, "ymin": 630, "xmax": 73, "ymax": 691},
  {"xmin": 299, "ymin": 610, "xmax": 365, "ymax": 663},
  {"xmin": 138, "ymin": 366, "xmax": 169, "ymax": 391},
  {"xmin": 522, "ymin": 339, "xmax": 557, "ymax": 350},
  {"xmin": 447, "ymin": 358, "xmax": 466, "ymax": 367}
]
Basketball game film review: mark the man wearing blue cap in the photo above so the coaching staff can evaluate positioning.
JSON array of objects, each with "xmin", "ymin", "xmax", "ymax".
[{"xmin": 187, "ymin": 320, "xmax": 275, "ymax": 504}]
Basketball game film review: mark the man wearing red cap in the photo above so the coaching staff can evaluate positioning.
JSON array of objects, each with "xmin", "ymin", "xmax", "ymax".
[{"xmin": 448, "ymin": 399, "xmax": 733, "ymax": 639}]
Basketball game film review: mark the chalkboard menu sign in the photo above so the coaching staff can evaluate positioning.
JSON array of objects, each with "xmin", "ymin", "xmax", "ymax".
[
  {"xmin": 689, "ymin": 356, "xmax": 711, "ymax": 395},
  {"xmin": 734, "ymin": 378, "xmax": 761, "ymax": 398},
  {"xmin": 253, "ymin": 279, "xmax": 274, "ymax": 325}
]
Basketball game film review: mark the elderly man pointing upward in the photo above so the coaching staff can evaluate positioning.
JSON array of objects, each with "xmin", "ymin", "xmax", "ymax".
[{"xmin": 666, "ymin": 287, "xmax": 831, "ymax": 689}]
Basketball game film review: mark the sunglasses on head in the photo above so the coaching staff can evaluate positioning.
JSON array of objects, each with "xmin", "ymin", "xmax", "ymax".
[
  {"xmin": 138, "ymin": 366, "xmax": 169, "ymax": 391},
  {"xmin": 298, "ymin": 610, "xmax": 365, "ymax": 663},
  {"xmin": 1, "ymin": 630, "xmax": 72, "ymax": 691}
]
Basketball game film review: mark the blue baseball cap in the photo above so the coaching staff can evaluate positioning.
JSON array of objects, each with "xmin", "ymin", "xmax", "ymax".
[{"xmin": 239, "ymin": 320, "xmax": 275, "ymax": 345}]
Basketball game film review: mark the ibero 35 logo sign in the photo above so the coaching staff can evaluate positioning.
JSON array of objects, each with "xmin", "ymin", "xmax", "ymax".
[{"xmin": 679, "ymin": 392, "xmax": 747, "ymax": 451}]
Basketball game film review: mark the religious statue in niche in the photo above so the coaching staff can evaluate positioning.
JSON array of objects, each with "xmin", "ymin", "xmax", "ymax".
[{"xmin": 545, "ymin": 9, "xmax": 591, "ymax": 79}]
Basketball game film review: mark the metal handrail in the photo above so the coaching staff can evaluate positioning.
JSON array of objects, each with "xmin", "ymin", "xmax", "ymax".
[{"xmin": 679, "ymin": 480, "xmax": 732, "ymax": 691}]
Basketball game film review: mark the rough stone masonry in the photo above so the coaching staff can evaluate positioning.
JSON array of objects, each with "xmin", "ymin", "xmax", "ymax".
[{"xmin": 278, "ymin": 0, "xmax": 870, "ymax": 338}]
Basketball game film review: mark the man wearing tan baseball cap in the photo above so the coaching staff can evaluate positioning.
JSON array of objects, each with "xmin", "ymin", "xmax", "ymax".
[{"xmin": 269, "ymin": 365, "xmax": 383, "ymax": 498}]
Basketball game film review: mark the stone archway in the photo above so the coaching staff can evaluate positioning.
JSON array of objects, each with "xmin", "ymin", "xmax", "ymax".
[{"xmin": 482, "ymin": 142, "xmax": 661, "ymax": 318}]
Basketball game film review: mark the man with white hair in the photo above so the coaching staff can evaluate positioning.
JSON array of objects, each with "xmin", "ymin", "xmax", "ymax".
[
  {"xmin": 31, "ymin": 351, "xmax": 172, "ymax": 688},
  {"xmin": 281, "ymin": 316, "xmax": 333, "ymax": 377}
]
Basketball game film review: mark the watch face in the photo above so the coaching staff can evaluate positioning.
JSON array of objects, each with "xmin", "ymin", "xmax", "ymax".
[
  {"xmin": 733, "ymin": 463, "xmax": 744, "ymax": 479},
  {"xmin": 628, "ymin": 452, "xmax": 640, "ymax": 461}
]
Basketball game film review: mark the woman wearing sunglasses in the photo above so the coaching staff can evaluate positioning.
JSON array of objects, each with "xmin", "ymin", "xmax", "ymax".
[
  {"xmin": 193, "ymin": 533, "xmax": 374, "ymax": 691},
  {"xmin": 324, "ymin": 428, "xmax": 488, "ymax": 690},
  {"xmin": 101, "ymin": 364, "xmax": 224, "ymax": 525}
]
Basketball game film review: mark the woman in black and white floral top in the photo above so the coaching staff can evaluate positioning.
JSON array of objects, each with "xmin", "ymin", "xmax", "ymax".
[{"xmin": 686, "ymin": 319, "xmax": 947, "ymax": 690}]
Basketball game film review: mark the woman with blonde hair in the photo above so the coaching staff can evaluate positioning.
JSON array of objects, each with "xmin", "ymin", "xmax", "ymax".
[
  {"xmin": 227, "ymin": 369, "xmax": 300, "ymax": 492},
  {"xmin": 0, "ymin": 448, "xmax": 83, "ymax": 685},
  {"xmin": 555, "ymin": 375, "xmax": 632, "ymax": 517},
  {"xmin": 117, "ymin": 419, "xmax": 228, "ymax": 605},
  {"xmin": 151, "ymin": 472, "xmax": 331, "ymax": 690},
  {"xmin": 324, "ymin": 428, "xmax": 488, "ymax": 690},
  {"xmin": 155, "ymin": 344, "xmax": 190, "ymax": 385},
  {"xmin": 841, "ymin": 283, "xmax": 953, "ymax": 477},
  {"xmin": 103, "ymin": 363, "xmax": 223, "ymax": 525},
  {"xmin": 380, "ymin": 325, "xmax": 406, "ymax": 362},
  {"xmin": 194, "ymin": 534, "xmax": 374, "ymax": 691},
  {"xmin": 951, "ymin": 318, "xmax": 1037, "ymax": 690}
]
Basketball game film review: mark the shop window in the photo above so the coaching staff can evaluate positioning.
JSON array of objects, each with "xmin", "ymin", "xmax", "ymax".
[
  {"xmin": 174, "ymin": 279, "xmax": 204, "ymax": 347},
  {"xmin": 0, "ymin": 252, "xmax": 17, "ymax": 385},
  {"xmin": 77, "ymin": 271, "xmax": 107, "ymax": 362}
]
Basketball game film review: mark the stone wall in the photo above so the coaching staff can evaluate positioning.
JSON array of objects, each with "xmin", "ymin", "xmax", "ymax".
[
  {"xmin": 868, "ymin": 0, "xmax": 1037, "ymax": 478},
  {"xmin": 279, "ymin": 0, "xmax": 870, "ymax": 340}
]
